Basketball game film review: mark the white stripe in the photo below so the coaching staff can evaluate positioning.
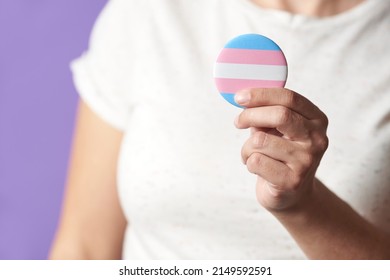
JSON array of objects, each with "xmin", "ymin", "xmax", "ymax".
[{"xmin": 214, "ymin": 63, "xmax": 287, "ymax": 81}]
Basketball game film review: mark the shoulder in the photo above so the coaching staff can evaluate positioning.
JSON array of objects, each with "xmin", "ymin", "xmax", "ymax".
[
  {"xmin": 100, "ymin": 0, "xmax": 217, "ymax": 19},
  {"xmin": 92, "ymin": 0, "xmax": 216, "ymax": 40}
]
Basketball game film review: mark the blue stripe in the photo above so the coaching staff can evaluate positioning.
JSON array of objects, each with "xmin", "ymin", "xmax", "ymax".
[
  {"xmin": 221, "ymin": 93, "xmax": 244, "ymax": 108},
  {"xmin": 225, "ymin": 34, "xmax": 281, "ymax": 51}
]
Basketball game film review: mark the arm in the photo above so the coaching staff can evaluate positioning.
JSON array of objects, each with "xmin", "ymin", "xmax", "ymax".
[
  {"xmin": 275, "ymin": 179, "xmax": 390, "ymax": 259},
  {"xmin": 235, "ymin": 88, "xmax": 390, "ymax": 259},
  {"xmin": 49, "ymin": 100, "xmax": 126, "ymax": 259}
]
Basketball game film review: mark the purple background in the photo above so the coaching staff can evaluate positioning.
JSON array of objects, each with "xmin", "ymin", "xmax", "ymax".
[{"xmin": 0, "ymin": 0, "xmax": 107, "ymax": 259}]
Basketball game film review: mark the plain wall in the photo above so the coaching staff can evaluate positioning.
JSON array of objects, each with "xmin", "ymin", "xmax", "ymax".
[{"xmin": 0, "ymin": 0, "xmax": 107, "ymax": 259}]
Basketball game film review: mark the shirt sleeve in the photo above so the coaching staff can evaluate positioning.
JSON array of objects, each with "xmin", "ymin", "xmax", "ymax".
[{"xmin": 70, "ymin": 0, "xmax": 131, "ymax": 131}]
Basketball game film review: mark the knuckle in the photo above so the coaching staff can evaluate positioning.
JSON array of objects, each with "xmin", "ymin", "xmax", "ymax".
[
  {"xmin": 317, "ymin": 135, "xmax": 329, "ymax": 152},
  {"xmin": 240, "ymin": 146, "xmax": 247, "ymax": 164},
  {"xmin": 321, "ymin": 113, "xmax": 329, "ymax": 128},
  {"xmin": 276, "ymin": 106, "xmax": 291, "ymax": 124},
  {"xmin": 300, "ymin": 153, "xmax": 315, "ymax": 169},
  {"xmin": 252, "ymin": 131, "xmax": 268, "ymax": 148},
  {"xmin": 246, "ymin": 153, "xmax": 263, "ymax": 174},
  {"xmin": 285, "ymin": 90, "xmax": 298, "ymax": 107},
  {"xmin": 308, "ymin": 131, "xmax": 329, "ymax": 155},
  {"xmin": 241, "ymin": 139, "xmax": 252, "ymax": 163}
]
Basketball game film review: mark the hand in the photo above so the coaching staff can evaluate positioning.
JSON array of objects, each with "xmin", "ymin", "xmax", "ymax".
[{"xmin": 234, "ymin": 88, "xmax": 329, "ymax": 212}]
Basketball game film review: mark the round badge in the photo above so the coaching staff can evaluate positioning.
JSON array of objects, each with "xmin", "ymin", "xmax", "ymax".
[{"xmin": 214, "ymin": 34, "xmax": 288, "ymax": 107}]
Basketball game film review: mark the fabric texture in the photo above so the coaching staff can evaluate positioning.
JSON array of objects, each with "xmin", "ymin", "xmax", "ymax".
[{"xmin": 71, "ymin": 0, "xmax": 390, "ymax": 259}]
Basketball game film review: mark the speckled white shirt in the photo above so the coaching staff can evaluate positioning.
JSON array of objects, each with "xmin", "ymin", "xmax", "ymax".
[{"xmin": 71, "ymin": 0, "xmax": 390, "ymax": 259}]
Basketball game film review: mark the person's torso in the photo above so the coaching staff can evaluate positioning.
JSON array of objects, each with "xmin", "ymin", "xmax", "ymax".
[{"xmin": 110, "ymin": 0, "xmax": 390, "ymax": 259}]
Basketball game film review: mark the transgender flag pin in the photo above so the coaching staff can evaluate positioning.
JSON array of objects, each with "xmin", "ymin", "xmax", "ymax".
[{"xmin": 214, "ymin": 34, "xmax": 288, "ymax": 107}]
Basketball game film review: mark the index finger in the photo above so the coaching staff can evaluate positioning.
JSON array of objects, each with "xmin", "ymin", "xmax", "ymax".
[{"xmin": 234, "ymin": 88, "xmax": 326, "ymax": 120}]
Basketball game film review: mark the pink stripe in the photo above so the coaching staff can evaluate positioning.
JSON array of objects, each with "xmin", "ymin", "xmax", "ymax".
[
  {"xmin": 217, "ymin": 49, "xmax": 287, "ymax": 65},
  {"xmin": 215, "ymin": 78, "xmax": 286, "ymax": 93}
]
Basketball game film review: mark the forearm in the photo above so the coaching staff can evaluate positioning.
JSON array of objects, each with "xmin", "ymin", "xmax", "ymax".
[{"xmin": 272, "ymin": 180, "xmax": 390, "ymax": 259}]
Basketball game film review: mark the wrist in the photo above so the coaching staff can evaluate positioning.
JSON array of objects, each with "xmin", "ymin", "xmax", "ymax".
[{"xmin": 268, "ymin": 179, "xmax": 321, "ymax": 224}]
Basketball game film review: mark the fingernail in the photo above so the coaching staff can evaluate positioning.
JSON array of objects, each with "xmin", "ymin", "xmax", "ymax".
[{"xmin": 234, "ymin": 90, "xmax": 251, "ymax": 105}]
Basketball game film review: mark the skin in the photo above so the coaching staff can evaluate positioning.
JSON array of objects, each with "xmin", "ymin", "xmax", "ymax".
[
  {"xmin": 49, "ymin": 101, "xmax": 126, "ymax": 259},
  {"xmin": 251, "ymin": 0, "xmax": 365, "ymax": 17},
  {"xmin": 50, "ymin": 0, "xmax": 389, "ymax": 259},
  {"xmin": 235, "ymin": 88, "xmax": 390, "ymax": 259}
]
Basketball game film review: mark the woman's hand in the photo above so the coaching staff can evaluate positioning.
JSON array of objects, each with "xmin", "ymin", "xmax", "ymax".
[
  {"xmin": 235, "ymin": 88, "xmax": 390, "ymax": 259},
  {"xmin": 234, "ymin": 88, "xmax": 329, "ymax": 212}
]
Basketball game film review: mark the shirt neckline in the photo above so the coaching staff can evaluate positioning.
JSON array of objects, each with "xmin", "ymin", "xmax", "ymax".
[{"xmin": 237, "ymin": 0, "xmax": 386, "ymax": 29}]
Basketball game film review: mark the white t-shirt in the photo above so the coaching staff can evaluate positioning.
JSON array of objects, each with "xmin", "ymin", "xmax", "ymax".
[{"xmin": 71, "ymin": 0, "xmax": 390, "ymax": 259}]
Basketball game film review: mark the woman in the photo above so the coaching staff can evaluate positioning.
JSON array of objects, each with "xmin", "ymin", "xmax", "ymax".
[{"xmin": 50, "ymin": 0, "xmax": 390, "ymax": 259}]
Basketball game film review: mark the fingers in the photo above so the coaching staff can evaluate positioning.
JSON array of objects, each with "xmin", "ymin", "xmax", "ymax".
[
  {"xmin": 234, "ymin": 88, "xmax": 328, "ymax": 123},
  {"xmin": 235, "ymin": 105, "xmax": 312, "ymax": 140},
  {"xmin": 246, "ymin": 152, "xmax": 296, "ymax": 189},
  {"xmin": 241, "ymin": 130, "xmax": 303, "ymax": 164},
  {"xmin": 235, "ymin": 88, "xmax": 329, "ymax": 211},
  {"xmin": 242, "ymin": 130, "xmax": 320, "ymax": 182}
]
